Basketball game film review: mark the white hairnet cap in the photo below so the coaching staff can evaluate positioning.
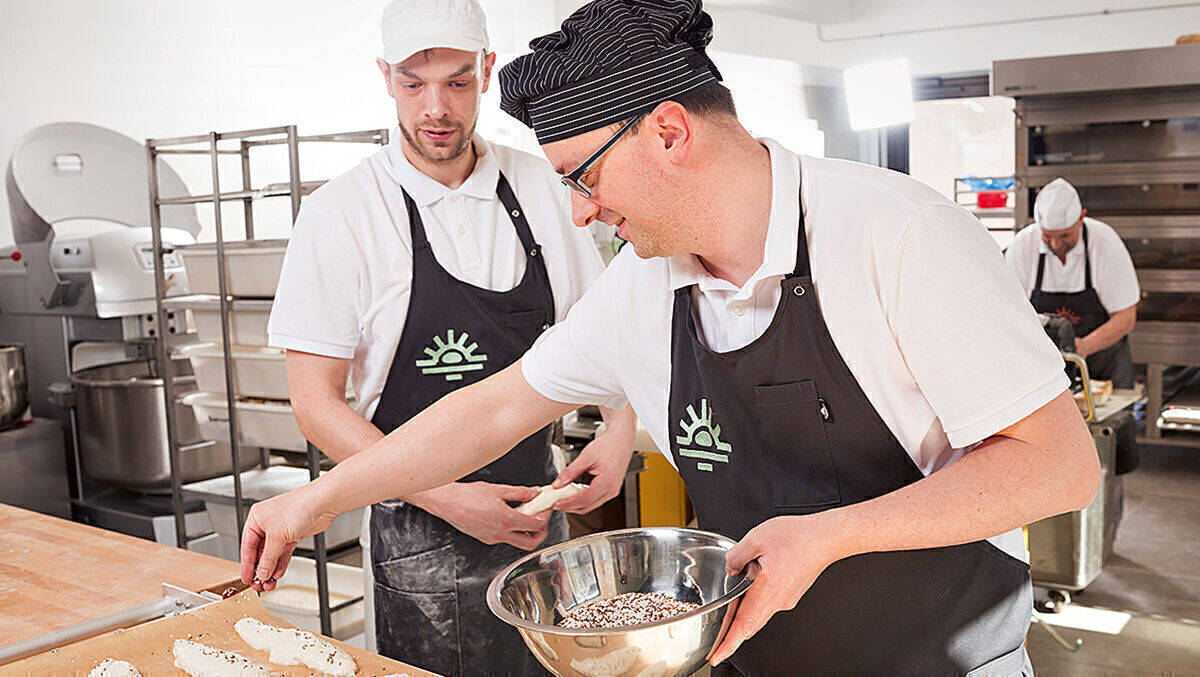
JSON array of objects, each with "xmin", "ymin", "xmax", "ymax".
[
  {"xmin": 1034, "ymin": 177, "xmax": 1083, "ymax": 232},
  {"xmin": 381, "ymin": 0, "xmax": 489, "ymax": 65}
]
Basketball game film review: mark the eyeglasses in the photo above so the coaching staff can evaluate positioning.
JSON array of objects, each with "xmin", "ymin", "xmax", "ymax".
[{"xmin": 560, "ymin": 116, "xmax": 641, "ymax": 198}]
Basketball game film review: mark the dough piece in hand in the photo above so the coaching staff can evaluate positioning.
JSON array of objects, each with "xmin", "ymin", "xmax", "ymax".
[
  {"xmin": 517, "ymin": 482, "xmax": 587, "ymax": 515},
  {"xmin": 172, "ymin": 639, "xmax": 269, "ymax": 677},
  {"xmin": 234, "ymin": 617, "xmax": 356, "ymax": 677},
  {"xmin": 87, "ymin": 658, "xmax": 141, "ymax": 677}
]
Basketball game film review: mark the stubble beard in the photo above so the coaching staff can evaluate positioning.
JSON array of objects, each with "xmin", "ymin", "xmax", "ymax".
[{"xmin": 398, "ymin": 118, "xmax": 477, "ymax": 164}]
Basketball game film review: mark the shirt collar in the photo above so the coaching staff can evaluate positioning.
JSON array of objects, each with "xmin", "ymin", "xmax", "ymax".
[
  {"xmin": 384, "ymin": 130, "xmax": 499, "ymax": 207},
  {"xmin": 667, "ymin": 137, "xmax": 800, "ymax": 294}
]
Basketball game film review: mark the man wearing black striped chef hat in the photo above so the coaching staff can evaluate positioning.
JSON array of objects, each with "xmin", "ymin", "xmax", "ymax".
[{"xmin": 241, "ymin": 2, "xmax": 1099, "ymax": 674}]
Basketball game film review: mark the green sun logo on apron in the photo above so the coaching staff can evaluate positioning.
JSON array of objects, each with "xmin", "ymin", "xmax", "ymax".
[
  {"xmin": 676, "ymin": 399, "xmax": 732, "ymax": 471},
  {"xmin": 415, "ymin": 329, "xmax": 489, "ymax": 381}
]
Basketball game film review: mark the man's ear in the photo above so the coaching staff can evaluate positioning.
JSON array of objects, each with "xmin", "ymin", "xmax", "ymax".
[
  {"xmin": 376, "ymin": 58, "xmax": 395, "ymax": 98},
  {"xmin": 645, "ymin": 100, "xmax": 693, "ymax": 164},
  {"xmin": 480, "ymin": 51, "xmax": 497, "ymax": 94}
]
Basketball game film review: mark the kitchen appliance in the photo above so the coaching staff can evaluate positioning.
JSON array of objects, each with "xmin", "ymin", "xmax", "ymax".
[
  {"xmin": 995, "ymin": 43, "xmax": 1200, "ymax": 447},
  {"xmin": 0, "ymin": 418, "xmax": 67, "ymax": 517},
  {"xmin": 0, "ymin": 122, "xmax": 206, "ymax": 536},
  {"xmin": 488, "ymin": 527, "xmax": 757, "ymax": 677},
  {"xmin": 69, "ymin": 360, "xmax": 257, "ymax": 490},
  {"xmin": 0, "ymin": 345, "xmax": 29, "ymax": 430}
]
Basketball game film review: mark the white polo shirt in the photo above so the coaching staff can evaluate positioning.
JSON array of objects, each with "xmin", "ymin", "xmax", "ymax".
[
  {"xmin": 522, "ymin": 139, "xmax": 1069, "ymax": 560},
  {"xmin": 1004, "ymin": 217, "xmax": 1140, "ymax": 315},
  {"xmin": 268, "ymin": 133, "xmax": 605, "ymax": 420}
]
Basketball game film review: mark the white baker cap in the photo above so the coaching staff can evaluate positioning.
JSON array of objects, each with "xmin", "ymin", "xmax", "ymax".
[
  {"xmin": 1034, "ymin": 177, "xmax": 1083, "ymax": 232},
  {"xmin": 380, "ymin": 0, "xmax": 489, "ymax": 65}
]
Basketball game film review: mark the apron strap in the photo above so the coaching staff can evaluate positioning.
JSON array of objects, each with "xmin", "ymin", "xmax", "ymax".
[
  {"xmin": 1034, "ymin": 252, "xmax": 1047, "ymax": 293},
  {"xmin": 496, "ymin": 172, "xmax": 542, "ymax": 258},
  {"xmin": 1082, "ymin": 223, "xmax": 1093, "ymax": 290},
  {"xmin": 401, "ymin": 188, "xmax": 431, "ymax": 251},
  {"xmin": 791, "ymin": 180, "xmax": 811, "ymax": 278}
]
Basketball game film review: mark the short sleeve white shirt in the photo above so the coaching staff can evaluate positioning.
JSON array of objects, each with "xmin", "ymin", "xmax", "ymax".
[
  {"xmin": 267, "ymin": 133, "xmax": 605, "ymax": 420},
  {"xmin": 522, "ymin": 139, "xmax": 1069, "ymax": 560},
  {"xmin": 1004, "ymin": 217, "xmax": 1140, "ymax": 315}
]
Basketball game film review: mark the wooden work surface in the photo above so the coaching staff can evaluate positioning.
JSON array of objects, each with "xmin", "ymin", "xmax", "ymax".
[{"xmin": 0, "ymin": 504, "xmax": 240, "ymax": 645}]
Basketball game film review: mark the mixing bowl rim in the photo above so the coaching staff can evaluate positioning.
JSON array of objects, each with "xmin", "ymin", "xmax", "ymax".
[
  {"xmin": 486, "ymin": 526, "xmax": 756, "ymax": 635},
  {"xmin": 69, "ymin": 359, "xmax": 198, "ymax": 388}
]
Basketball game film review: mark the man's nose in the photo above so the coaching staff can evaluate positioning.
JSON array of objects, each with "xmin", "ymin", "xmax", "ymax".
[
  {"xmin": 422, "ymin": 87, "xmax": 449, "ymax": 119},
  {"xmin": 570, "ymin": 191, "xmax": 600, "ymax": 228}
]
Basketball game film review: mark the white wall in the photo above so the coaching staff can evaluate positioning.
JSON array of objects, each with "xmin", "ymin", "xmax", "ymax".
[
  {"xmin": 4, "ymin": 0, "xmax": 1198, "ymax": 248},
  {"xmin": 0, "ymin": 0, "xmax": 564, "ymax": 248},
  {"xmin": 709, "ymin": 0, "xmax": 1200, "ymax": 75},
  {"xmin": 909, "ymin": 96, "xmax": 1017, "ymax": 247}
]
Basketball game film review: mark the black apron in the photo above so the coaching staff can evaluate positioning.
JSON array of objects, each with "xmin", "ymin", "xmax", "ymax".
[
  {"xmin": 1030, "ymin": 225, "xmax": 1138, "ymax": 474},
  {"xmin": 671, "ymin": 196, "xmax": 1033, "ymax": 675},
  {"xmin": 1030, "ymin": 224, "xmax": 1134, "ymax": 389},
  {"xmin": 369, "ymin": 173, "xmax": 565, "ymax": 676}
]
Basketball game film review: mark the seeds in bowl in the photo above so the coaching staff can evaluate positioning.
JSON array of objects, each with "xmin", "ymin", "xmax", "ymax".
[{"xmin": 559, "ymin": 592, "xmax": 699, "ymax": 629}]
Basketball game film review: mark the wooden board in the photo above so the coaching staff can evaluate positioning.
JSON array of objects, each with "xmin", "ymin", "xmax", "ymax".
[
  {"xmin": 1, "ymin": 591, "xmax": 431, "ymax": 676},
  {"xmin": 0, "ymin": 504, "xmax": 240, "ymax": 645}
]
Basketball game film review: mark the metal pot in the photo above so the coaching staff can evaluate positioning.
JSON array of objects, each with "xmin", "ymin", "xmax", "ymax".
[
  {"xmin": 70, "ymin": 360, "xmax": 256, "ymax": 490},
  {"xmin": 0, "ymin": 345, "xmax": 29, "ymax": 430}
]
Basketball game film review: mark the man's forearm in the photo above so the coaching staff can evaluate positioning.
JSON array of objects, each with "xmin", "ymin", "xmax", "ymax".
[
  {"xmin": 306, "ymin": 364, "xmax": 574, "ymax": 516},
  {"xmin": 294, "ymin": 397, "xmax": 385, "ymax": 463},
  {"xmin": 293, "ymin": 396, "xmax": 464, "ymax": 510},
  {"xmin": 1080, "ymin": 306, "xmax": 1137, "ymax": 355},
  {"xmin": 824, "ymin": 391, "xmax": 1099, "ymax": 561}
]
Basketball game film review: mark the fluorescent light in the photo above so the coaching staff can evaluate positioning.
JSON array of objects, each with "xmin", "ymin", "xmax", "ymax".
[{"xmin": 843, "ymin": 58, "xmax": 914, "ymax": 131}]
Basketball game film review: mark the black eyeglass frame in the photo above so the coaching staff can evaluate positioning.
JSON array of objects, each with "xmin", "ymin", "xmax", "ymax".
[{"xmin": 560, "ymin": 116, "xmax": 642, "ymax": 198}]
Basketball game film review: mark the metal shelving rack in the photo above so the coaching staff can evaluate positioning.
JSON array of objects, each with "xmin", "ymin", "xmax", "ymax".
[
  {"xmin": 145, "ymin": 125, "xmax": 388, "ymax": 635},
  {"xmin": 953, "ymin": 176, "xmax": 1016, "ymax": 236}
]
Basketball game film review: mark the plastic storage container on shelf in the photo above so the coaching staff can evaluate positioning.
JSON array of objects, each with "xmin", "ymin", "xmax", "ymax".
[
  {"xmin": 182, "ymin": 391, "xmax": 306, "ymax": 452},
  {"xmin": 977, "ymin": 190, "xmax": 1009, "ymax": 208},
  {"xmin": 182, "ymin": 466, "xmax": 364, "ymax": 552},
  {"xmin": 262, "ymin": 556, "xmax": 365, "ymax": 641},
  {"xmin": 177, "ymin": 239, "xmax": 288, "ymax": 298},
  {"xmin": 180, "ymin": 296, "xmax": 274, "ymax": 346},
  {"xmin": 179, "ymin": 343, "xmax": 288, "ymax": 400}
]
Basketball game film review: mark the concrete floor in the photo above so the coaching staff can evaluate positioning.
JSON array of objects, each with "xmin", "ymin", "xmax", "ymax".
[{"xmin": 1027, "ymin": 442, "xmax": 1200, "ymax": 676}]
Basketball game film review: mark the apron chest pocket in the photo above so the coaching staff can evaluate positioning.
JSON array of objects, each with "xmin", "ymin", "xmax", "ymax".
[
  {"xmin": 754, "ymin": 380, "xmax": 841, "ymax": 510},
  {"xmin": 506, "ymin": 308, "xmax": 547, "ymax": 327}
]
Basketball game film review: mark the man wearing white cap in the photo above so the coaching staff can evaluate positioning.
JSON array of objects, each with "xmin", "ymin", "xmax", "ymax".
[
  {"xmin": 1005, "ymin": 177, "xmax": 1140, "ymax": 389},
  {"xmin": 264, "ymin": 0, "xmax": 636, "ymax": 673}
]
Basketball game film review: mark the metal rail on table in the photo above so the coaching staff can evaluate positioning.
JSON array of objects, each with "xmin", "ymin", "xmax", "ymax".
[{"xmin": 0, "ymin": 584, "xmax": 218, "ymax": 665}]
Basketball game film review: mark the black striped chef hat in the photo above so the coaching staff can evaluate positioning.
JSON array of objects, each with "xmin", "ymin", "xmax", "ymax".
[{"xmin": 499, "ymin": 0, "xmax": 722, "ymax": 144}]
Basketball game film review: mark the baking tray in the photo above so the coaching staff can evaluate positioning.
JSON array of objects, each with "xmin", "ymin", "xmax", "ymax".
[{"xmin": 0, "ymin": 587, "xmax": 432, "ymax": 676}]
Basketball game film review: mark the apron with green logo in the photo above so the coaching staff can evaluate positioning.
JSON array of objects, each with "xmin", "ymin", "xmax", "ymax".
[
  {"xmin": 670, "ymin": 191, "xmax": 1033, "ymax": 676},
  {"xmin": 369, "ymin": 172, "xmax": 562, "ymax": 676}
]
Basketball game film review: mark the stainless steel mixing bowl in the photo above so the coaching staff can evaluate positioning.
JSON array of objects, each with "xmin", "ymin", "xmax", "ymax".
[
  {"xmin": 0, "ymin": 345, "xmax": 29, "ymax": 430},
  {"xmin": 487, "ymin": 527, "xmax": 757, "ymax": 677}
]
